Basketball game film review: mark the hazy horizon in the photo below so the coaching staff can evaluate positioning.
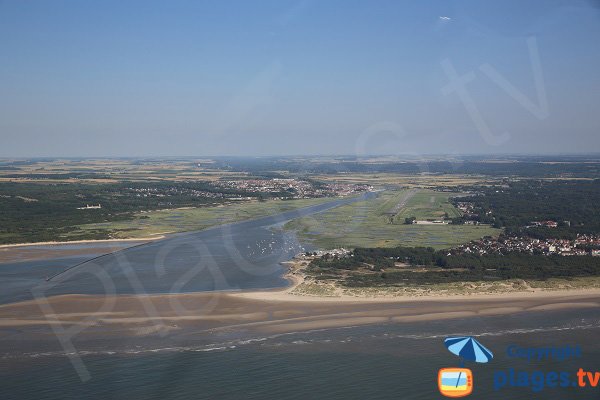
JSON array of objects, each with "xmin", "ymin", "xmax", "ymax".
[
  {"xmin": 1, "ymin": 0, "xmax": 599, "ymax": 157},
  {"xmin": 4, "ymin": 152, "xmax": 600, "ymax": 162}
]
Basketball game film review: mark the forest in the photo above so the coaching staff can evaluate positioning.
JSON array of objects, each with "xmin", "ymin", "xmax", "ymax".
[
  {"xmin": 308, "ymin": 246, "xmax": 600, "ymax": 287},
  {"xmin": 0, "ymin": 181, "xmax": 293, "ymax": 244},
  {"xmin": 453, "ymin": 179, "xmax": 600, "ymax": 238}
]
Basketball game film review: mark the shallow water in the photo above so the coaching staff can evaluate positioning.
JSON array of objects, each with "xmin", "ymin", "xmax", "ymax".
[
  {"xmin": 3, "ymin": 308, "xmax": 600, "ymax": 399},
  {"xmin": 0, "ymin": 193, "xmax": 375, "ymax": 305}
]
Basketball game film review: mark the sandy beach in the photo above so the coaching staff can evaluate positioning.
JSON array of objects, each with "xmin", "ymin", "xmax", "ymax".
[
  {"xmin": 2, "ymin": 252, "xmax": 600, "ymax": 341},
  {"xmin": 1, "ymin": 286, "xmax": 599, "ymax": 351}
]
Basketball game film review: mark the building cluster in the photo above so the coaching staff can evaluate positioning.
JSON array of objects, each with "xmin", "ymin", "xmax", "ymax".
[
  {"xmin": 299, "ymin": 248, "xmax": 352, "ymax": 259},
  {"xmin": 126, "ymin": 187, "xmax": 227, "ymax": 199},
  {"xmin": 77, "ymin": 204, "xmax": 102, "ymax": 210},
  {"xmin": 455, "ymin": 201, "xmax": 479, "ymax": 218},
  {"xmin": 527, "ymin": 220, "xmax": 559, "ymax": 228},
  {"xmin": 213, "ymin": 179, "xmax": 372, "ymax": 199},
  {"xmin": 323, "ymin": 183, "xmax": 374, "ymax": 197},
  {"xmin": 214, "ymin": 178, "xmax": 312, "ymax": 196},
  {"xmin": 123, "ymin": 180, "xmax": 372, "ymax": 203},
  {"xmin": 450, "ymin": 234, "xmax": 600, "ymax": 257},
  {"xmin": 454, "ymin": 200, "xmax": 493, "ymax": 222}
]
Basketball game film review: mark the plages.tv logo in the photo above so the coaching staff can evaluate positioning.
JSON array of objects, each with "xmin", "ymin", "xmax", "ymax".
[{"xmin": 438, "ymin": 336, "xmax": 494, "ymax": 397}]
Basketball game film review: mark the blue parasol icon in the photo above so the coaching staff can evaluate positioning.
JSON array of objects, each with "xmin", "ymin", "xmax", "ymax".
[
  {"xmin": 441, "ymin": 336, "xmax": 492, "ymax": 393},
  {"xmin": 444, "ymin": 336, "xmax": 493, "ymax": 365}
]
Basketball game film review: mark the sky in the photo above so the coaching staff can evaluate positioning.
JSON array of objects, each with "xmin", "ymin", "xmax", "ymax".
[{"xmin": 0, "ymin": 0, "xmax": 599, "ymax": 157}]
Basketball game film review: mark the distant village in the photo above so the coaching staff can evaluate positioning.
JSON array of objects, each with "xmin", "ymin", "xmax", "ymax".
[
  {"xmin": 213, "ymin": 179, "xmax": 373, "ymax": 199},
  {"xmin": 125, "ymin": 186, "xmax": 229, "ymax": 200},
  {"xmin": 123, "ymin": 179, "xmax": 371, "ymax": 201},
  {"xmin": 77, "ymin": 179, "xmax": 373, "ymax": 209}
]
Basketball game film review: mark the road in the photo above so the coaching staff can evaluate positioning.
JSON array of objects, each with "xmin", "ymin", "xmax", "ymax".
[{"xmin": 386, "ymin": 188, "xmax": 418, "ymax": 217}]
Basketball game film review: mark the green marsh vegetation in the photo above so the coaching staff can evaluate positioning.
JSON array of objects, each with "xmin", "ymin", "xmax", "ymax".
[{"xmin": 285, "ymin": 189, "xmax": 500, "ymax": 249}]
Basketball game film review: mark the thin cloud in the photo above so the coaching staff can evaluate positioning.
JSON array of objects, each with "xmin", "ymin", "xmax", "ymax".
[{"xmin": 439, "ymin": 16, "xmax": 451, "ymax": 21}]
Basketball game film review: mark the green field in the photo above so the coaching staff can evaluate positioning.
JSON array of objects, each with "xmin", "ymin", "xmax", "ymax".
[
  {"xmin": 285, "ymin": 189, "xmax": 500, "ymax": 249},
  {"xmin": 71, "ymin": 197, "xmax": 337, "ymax": 240},
  {"xmin": 393, "ymin": 190, "xmax": 462, "ymax": 221}
]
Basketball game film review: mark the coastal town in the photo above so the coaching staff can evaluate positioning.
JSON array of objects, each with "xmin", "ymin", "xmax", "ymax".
[
  {"xmin": 123, "ymin": 179, "xmax": 372, "ymax": 202},
  {"xmin": 212, "ymin": 179, "xmax": 373, "ymax": 198},
  {"xmin": 108, "ymin": 178, "xmax": 374, "ymax": 210},
  {"xmin": 298, "ymin": 233, "xmax": 600, "ymax": 268},
  {"xmin": 449, "ymin": 234, "xmax": 600, "ymax": 257}
]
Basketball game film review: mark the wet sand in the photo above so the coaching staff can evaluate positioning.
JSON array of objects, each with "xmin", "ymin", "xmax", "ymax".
[
  {"xmin": 1, "ymin": 288, "xmax": 599, "ymax": 354},
  {"xmin": 0, "ymin": 239, "xmax": 159, "ymax": 263},
  {"xmin": 1, "ymin": 223, "xmax": 599, "ymax": 355}
]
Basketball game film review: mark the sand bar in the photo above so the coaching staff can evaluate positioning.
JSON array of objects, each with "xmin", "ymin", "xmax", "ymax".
[
  {"xmin": 1, "ymin": 288, "xmax": 598, "ymax": 344},
  {"xmin": 0, "ymin": 237, "xmax": 163, "ymax": 263}
]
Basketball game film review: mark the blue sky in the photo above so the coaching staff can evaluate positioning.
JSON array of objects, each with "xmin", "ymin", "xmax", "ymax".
[{"xmin": 0, "ymin": 0, "xmax": 599, "ymax": 156}]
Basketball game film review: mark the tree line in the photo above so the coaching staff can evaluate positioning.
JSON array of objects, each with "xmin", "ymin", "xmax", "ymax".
[{"xmin": 309, "ymin": 245, "xmax": 600, "ymax": 287}]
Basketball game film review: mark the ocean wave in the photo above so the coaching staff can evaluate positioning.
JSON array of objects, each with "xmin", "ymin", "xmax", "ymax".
[{"xmin": 4, "ymin": 319, "xmax": 600, "ymax": 360}]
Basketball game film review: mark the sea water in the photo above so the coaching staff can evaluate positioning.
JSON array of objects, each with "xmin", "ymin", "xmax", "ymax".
[{"xmin": 2, "ymin": 308, "xmax": 600, "ymax": 399}]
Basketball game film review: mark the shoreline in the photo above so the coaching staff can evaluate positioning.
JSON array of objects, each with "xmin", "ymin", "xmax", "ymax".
[
  {"xmin": 237, "ymin": 283, "xmax": 600, "ymax": 303},
  {"xmin": 1, "ymin": 205, "xmax": 599, "ymax": 348},
  {"xmin": 0, "ymin": 236, "xmax": 166, "ymax": 264},
  {"xmin": 0, "ymin": 236, "xmax": 165, "ymax": 249},
  {"xmin": 0, "ymin": 268, "xmax": 599, "ymax": 355},
  {"xmin": 0, "ymin": 193, "xmax": 372, "ymax": 264},
  {"xmin": 0, "ymin": 192, "xmax": 367, "ymax": 251},
  {"xmin": 0, "ymin": 289, "xmax": 598, "ymax": 353}
]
